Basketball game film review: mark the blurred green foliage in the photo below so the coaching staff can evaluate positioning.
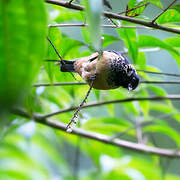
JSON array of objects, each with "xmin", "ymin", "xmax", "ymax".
[
  {"xmin": 0, "ymin": 0, "xmax": 180, "ymax": 179},
  {"xmin": 0, "ymin": 0, "xmax": 47, "ymax": 117}
]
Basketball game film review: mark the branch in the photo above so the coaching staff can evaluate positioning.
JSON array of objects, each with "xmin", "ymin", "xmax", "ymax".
[
  {"xmin": 41, "ymin": 95, "xmax": 180, "ymax": 118},
  {"xmin": 48, "ymin": 23, "xmax": 151, "ymax": 29},
  {"xmin": 11, "ymin": 108, "xmax": 180, "ymax": 158},
  {"xmin": 119, "ymin": 2, "xmax": 150, "ymax": 15},
  {"xmin": 141, "ymin": 80, "xmax": 180, "ymax": 84},
  {"xmin": 137, "ymin": 70, "xmax": 180, "ymax": 77},
  {"xmin": 66, "ymin": 81, "xmax": 93, "ymax": 132},
  {"xmin": 33, "ymin": 82, "xmax": 86, "ymax": 87},
  {"xmin": 45, "ymin": 0, "xmax": 180, "ymax": 34},
  {"xmin": 152, "ymin": 0, "xmax": 177, "ymax": 23},
  {"xmin": 33, "ymin": 80, "xmax": 180, "ymax": 87}
]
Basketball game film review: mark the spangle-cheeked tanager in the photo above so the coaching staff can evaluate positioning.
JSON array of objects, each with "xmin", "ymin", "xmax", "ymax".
[{"xmin": 60, "ymin": 50, "xmax": 139, "ymax": 91}]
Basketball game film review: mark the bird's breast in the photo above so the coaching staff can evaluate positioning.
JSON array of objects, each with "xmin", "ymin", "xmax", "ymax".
[{"xmin": 74, "ymin": 52, "xmax": 113, "ymax": 90}]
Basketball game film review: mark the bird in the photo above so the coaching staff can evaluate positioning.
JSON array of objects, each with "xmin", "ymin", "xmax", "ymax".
[{"xmin": 60, "ymin": 50, "xmax": 139, "ymax": 91}]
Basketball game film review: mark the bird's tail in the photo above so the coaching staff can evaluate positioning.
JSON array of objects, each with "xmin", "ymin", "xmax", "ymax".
[{"xmin": 60, "ymin": 60, "xmax": 75, "ymax": 72}]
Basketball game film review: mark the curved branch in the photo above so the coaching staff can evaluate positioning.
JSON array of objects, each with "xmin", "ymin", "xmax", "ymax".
[
  {"xmin": 11, "ymin": 108, "xmax": 180, "ymax": 158},
  {"xmin": 33, "ymin": 80, "xmax": 180, "ymax": 87},
  {"xmin": 48, "ymin": 23, "xmax": 151, "ymax": 29},
  {"xmin": 45, "ymin": 0, "xmax": 180, "ymax": 34},
  {"xmin": 141, "ymin": 80, "xmax": 180, "ymax": 84},
  {"xmin": 42, "ymin": 95, "xmax": 180, "ymax": 118},
  {"xmin": 33, "ymin": 82, "xmax": 86, "ymax": 87}
]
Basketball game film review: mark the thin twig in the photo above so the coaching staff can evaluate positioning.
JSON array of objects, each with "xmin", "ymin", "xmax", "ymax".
[
  {"xmin": 33, "ymin": 82, "xmax": 86, "ymax": 87},
  {"xmin": 47, "ymin": 37, "xmax": 76, "ymax": 80},
  {"xmin": 66, "ymin": 81, "xmax": 94, "ymax": 132},
  {"xmin": 136, "ymin": 119, "xmax": 143, "ymax": 144},
  {"xmin": 11, "ymin": 108, "xmax": 180, "ymax": 158},
  {"xmin": 33, "ymin": 80, "xmax": 180, "ymax": 87},
  {"xmin": 137, "ymin": 70, "xmax": 180, "ymax": 77},
  {"xmin": 45, "ymin": 0, "xmax": 180, "ymax": 34},
  {"xmin": 48, "ymin": 23, "xmax": 151, "ymax": 29},
  {"xmin": 42, "ymin": 94, "xmax": 180, "ymax": 118},
  {"xmin": 47, "ymin": 37, "xmax": 63, "ymax": 61},
  {"xmin": 141, "ymin": 80, "xmax": 180, "ymax": 84},
  {"xmin": 119, "ymin": 2, "xmax": 150, "ymax": 15},
  {"xmin": 152, "ymin": 0, "xmax": 177, "ymax": 23}
]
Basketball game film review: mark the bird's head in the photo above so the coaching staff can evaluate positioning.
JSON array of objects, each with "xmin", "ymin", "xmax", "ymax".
[{"xmin": 104, "ymin": 50, "xmax": 140, "ymax": 91}]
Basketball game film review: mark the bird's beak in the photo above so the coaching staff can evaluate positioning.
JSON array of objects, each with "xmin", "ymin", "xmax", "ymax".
[{"xmin": 128, "ymin": 83, "xmax": 133, "ymax": 93}]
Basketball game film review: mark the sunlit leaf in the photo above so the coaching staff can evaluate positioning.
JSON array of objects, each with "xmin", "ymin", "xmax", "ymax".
[
  {"xmin": 137, "ymin": 52, "xmax": 146, "ymax": 69},
  {"xmin": 157, "ymin": 9, "xmax": 180, "ymax": 24},
  {"xmin": 138, "ymin": 89, "xmax": 149, "ymax": 117},
  {"xmin": 147, "ymin": 85, "xmax": 166, "ymax": 96},
  {"xmin": 170, "ymin": 5, "xmax": 180, "ymax": 13},
  {"xmin": 164, "ymin": 36, "xmax": 180, "ymax": 47},
  {"xmin": 126, "ymin": 0, "xmax": 149, "ymax": 17}
]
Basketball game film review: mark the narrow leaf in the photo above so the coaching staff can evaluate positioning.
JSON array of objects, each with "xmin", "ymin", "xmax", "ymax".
[{"xmin": 85, "ymin": 0, "xmax": 103, "ymax": 51}]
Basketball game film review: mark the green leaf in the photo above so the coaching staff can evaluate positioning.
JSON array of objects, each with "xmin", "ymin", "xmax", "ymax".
[
  {"xmin": 170, "ymin": 5, "xmax": 180, "ymax": 13},
  {"xmin": 81, "ymin": 27, "xmax": 91, "ymax": 44},
  {"xmin": 0, "ymin": 0, "xmax": 47, "ymax": 114},
  {"xmin": 117, "ymin": 22, "xmax": 138, "ymax": 63},
  {"xmin": 150, "ymin": 103, "xmax": 175, "ymax": 114},
  {"xmin": 138, "ymin": 35, "xmax": 180, "ymax": 66},
  {"xmin": 147, "ymin": 85, "xmax": 166, "ymax": 96},
  {"xmin": 164, "ymin": 36, "xmax": 180, "ymax": 47},
  {"xmin": 126, "ymin": 0, "xmax": 149, "ymax": 17},
  {"xmin": 85, "ymin": 0, "xmax": 103, "ymax": 51},
  {"xmin": 137, "ymin": 52, "xmax": 146, "ymax": 69},
  {"xmin": 144, "ymin": 125, "xmax": 180, "ymax": 146},
  {"xmin": 54, "ymin": 7, "xmax": 84, "ymax": 22},
  {"xmin": 157, "ymin": 9, "xmax": 180, "ymax": 24},
  {"xmin": 138, "ymin": 35, "xmax": 179, "ymax": 55},
  {"xmin": 138, "ymin": 89, "xmax": 149, "ymax": 117},
  {"xmin": 0, "ymin": 170, "xmax": 30, "ymax": 180},
  {"xmin": 106, "ymin": 104, "xmax": 114, "ymax": 116}
]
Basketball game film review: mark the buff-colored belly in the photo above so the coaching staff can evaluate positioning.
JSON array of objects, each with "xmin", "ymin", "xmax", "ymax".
[{"xmin": 74, "ymin": 51, "xmax": 120, "ymax": 90}]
